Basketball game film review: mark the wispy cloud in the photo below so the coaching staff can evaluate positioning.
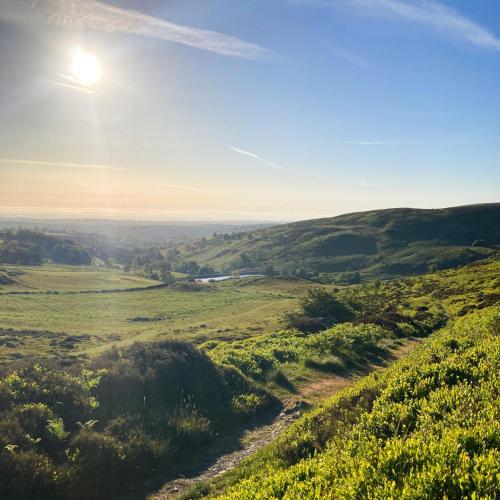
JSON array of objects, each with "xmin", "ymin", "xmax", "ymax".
[
  {"xmin": 0, "ymin": 158, "xmax": 124, "ymax": 170},
  {"xmin": 0, "ymin": 0, "xmax": 271, "ymax": 60},
  {"xmin": 230, "ymin": 147, "xmax": 286, "ymax": 171},
  {"xmin": 297, "ymin": 0, "xmax": 500, "ymax": 52}
]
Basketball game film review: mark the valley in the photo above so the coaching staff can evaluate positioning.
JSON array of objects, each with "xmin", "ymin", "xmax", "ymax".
[{"xmin": 0, "ymin": 207, "xmax": 498, "ymax": 500}]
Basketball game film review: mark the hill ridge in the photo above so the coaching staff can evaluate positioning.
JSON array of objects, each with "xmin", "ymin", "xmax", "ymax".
[{"xmin": 175, "ymin": 203, "xmax": 500, "ymax": 281}]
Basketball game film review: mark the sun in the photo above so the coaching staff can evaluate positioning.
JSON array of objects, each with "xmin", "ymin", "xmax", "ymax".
[{"xmin": 70, "ymin": 47, "xmax": 101, "ymax": 85}]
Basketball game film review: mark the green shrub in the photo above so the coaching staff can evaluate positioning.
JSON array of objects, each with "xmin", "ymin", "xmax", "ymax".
[
  {"xmin": 232, "ymin": 393, "xmax": 265, "ymax": 416},
  {"xmin": 66, "ymin": 429, "xmax": 126, "ymax": 499},
  {"xmin": 0, "ymin": 449, "xmax": 59, "ymax": 500},
  {"xmin": 207, "ymin": 323, "xmax": 389, "ymax": 381},
  {"xmin": 166, "ymin": 401, "xmax": 212, "ymax": 447},
  {"xmin": 218, "ymin": 307, "xmax": 500, "ymax": 499},
  {"xmin": 0, "ymin": 341, "xmax": 276, "ymax": 499}
]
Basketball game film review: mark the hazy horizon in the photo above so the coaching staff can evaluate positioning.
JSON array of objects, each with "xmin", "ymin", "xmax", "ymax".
[{"xmin": 0, "ymin": 201, "xmax": 498, "ymax": 225}]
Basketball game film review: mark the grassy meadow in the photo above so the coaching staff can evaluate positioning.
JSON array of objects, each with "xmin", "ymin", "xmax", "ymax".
[
  {"xmin": 0, "ymin": 267, "xmax": 317, "ymax": 365},
  {"xmin": 0, "ymin": 264, "xmax": 159, "ymax": 292},
  {"xmin": 0, "ymin": 259, "xmax": 497, "ymax": 373}
]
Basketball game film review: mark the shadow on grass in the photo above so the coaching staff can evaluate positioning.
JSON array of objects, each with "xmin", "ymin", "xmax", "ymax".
[
  {"xmin": 305, "ymin": 344, "xmax": 399, "ymax": 378},
  {"xmin": 271, "ymin": 369, "xmax": 298, "ymax": 393},
  {"xmin": 126, "ymin": 404, "xmax": 282, "ymax": 500},
  {"xmin": 304, "ymin": 357, "xmax": 351, "ymax": 376}
]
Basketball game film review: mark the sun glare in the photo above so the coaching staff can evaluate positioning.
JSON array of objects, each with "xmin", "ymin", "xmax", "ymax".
[{"xmin": 70, "ymin": 47, "xmax": 101, "ymax": 85}]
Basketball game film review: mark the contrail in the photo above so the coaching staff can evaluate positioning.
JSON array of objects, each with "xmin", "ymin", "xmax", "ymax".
[
  {"xmin": 230, "ymin": 147, "xmax": 287, "ymax": 171},
  {"xmin": 0, "ymin": 0, "xmax": 272, "ymax": 60}
]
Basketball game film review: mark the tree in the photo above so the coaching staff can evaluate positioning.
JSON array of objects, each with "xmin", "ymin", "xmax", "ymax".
[
  {"xmin": 428, "ymin": 263, "xmax": 439, "ymax": 273},
  {"xmin": 300, "ymin": 289, "xmax": 355, "ymax": 323},
  {"xmin": 264, "ymin": 264, "xmax": 275, "ymax": 276},
  {"xmin": 338, "ymin": 271, "xmax": 362, "ymax": 285},
  {"xmin": 238, "ymin": 253, "xmax": 253, "ymax": 269},
  {"xmin": 176, "ymin": 260, "xmax": 200, "ymax": 275},
  {"xmin": 297, "ymin": 269, "xmax": 307, "ymax": 278},
  {"xmin": 159, "ymin": 265, "xmax": 174, "ymax": 283},
  {"xmin": 199, "ymin": 265, "xmax": 215, "ymax": 276},
  {"xmin": 284, "ymin": 288, "xmax": 355, "ymax": 332}
]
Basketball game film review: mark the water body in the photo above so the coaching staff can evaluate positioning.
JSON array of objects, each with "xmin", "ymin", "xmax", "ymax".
[{"xmin": 196, "ymin": 274, "xmax": 264, "ymax": 283}]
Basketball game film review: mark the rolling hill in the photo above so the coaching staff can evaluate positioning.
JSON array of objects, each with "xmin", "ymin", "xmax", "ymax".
[{"xmin": 175, "ymin": 204, "xmax": 500, "ymax": 280}]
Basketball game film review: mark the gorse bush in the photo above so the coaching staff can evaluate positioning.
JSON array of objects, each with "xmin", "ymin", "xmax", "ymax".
[
  {"xmin": 306, "ymin": 323, "xmax": 385, "ymax": 357},
  {"xmin": 204, "ymin": 323, "xmax": 388, "ymax": 380},
  {"xmin": 299, "ymin": 289, "xmax": 355, "ymax": 322},
  {"xmin": 0, "ymin": 341, "xmax": 276, "ymax": 499},
  {"xmin": 217, "ymin": 307, "xmax": 500, "ymax": 499}
]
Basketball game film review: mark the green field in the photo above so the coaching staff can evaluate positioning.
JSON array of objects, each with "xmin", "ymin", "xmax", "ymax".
[
  {"xmin": 1, "ymin": 260, "xmax": 497, "ymax": 372},
  {"xmin": 0, "ymin": 264, "xmax": 159, "ymax": 292},
  {"xmin": 0, "ymin": 268, "xmax": 319, "ymax": 364}
]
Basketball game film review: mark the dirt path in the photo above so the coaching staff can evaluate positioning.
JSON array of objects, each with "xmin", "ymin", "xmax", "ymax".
[
  {"xmin": 151, "ymin": 338, "xmax": 421, "ymax": 499},
  {"xmin": 152, "ymin": 399, "xmax": 306, "ymax": 499}
]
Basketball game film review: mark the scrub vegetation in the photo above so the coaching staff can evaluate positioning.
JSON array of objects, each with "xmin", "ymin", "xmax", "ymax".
[
  {"xmin": 206, "ymin": 307, "xmax": 499, "ymax": 499},
  {"xmin": 0, "ymin": 208, "xmax": 498, "ymax": 499},
  {"xmin": 0, "ymin": 342, "xmax": 276, "ymax": 500}
]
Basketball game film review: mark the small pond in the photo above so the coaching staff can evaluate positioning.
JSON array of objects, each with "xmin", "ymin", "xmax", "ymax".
[{"xmin": 196, "ymin": 274, "xmax": 264, "ymax": 283}]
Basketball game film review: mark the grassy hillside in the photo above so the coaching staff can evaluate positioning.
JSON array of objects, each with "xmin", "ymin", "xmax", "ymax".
[
  {"xmin": 175, "ymin": 204, "xmax": 500, "ymax": 280},
  {"xmin": 195, "ymin": 306, "xmax": 499, "ymax": 499},
  {"xmin": 198, "ymin": 260, "xmax": 498, "ymax": 395},
  {"xmin": 0, "ymin": 264, "xmax": 159, "ymax": 293}
]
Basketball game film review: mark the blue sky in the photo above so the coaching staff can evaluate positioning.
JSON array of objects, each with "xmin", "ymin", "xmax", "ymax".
[{"xmin": 0, "ymin": 0, "xmax": 499, "ymax": 220}]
